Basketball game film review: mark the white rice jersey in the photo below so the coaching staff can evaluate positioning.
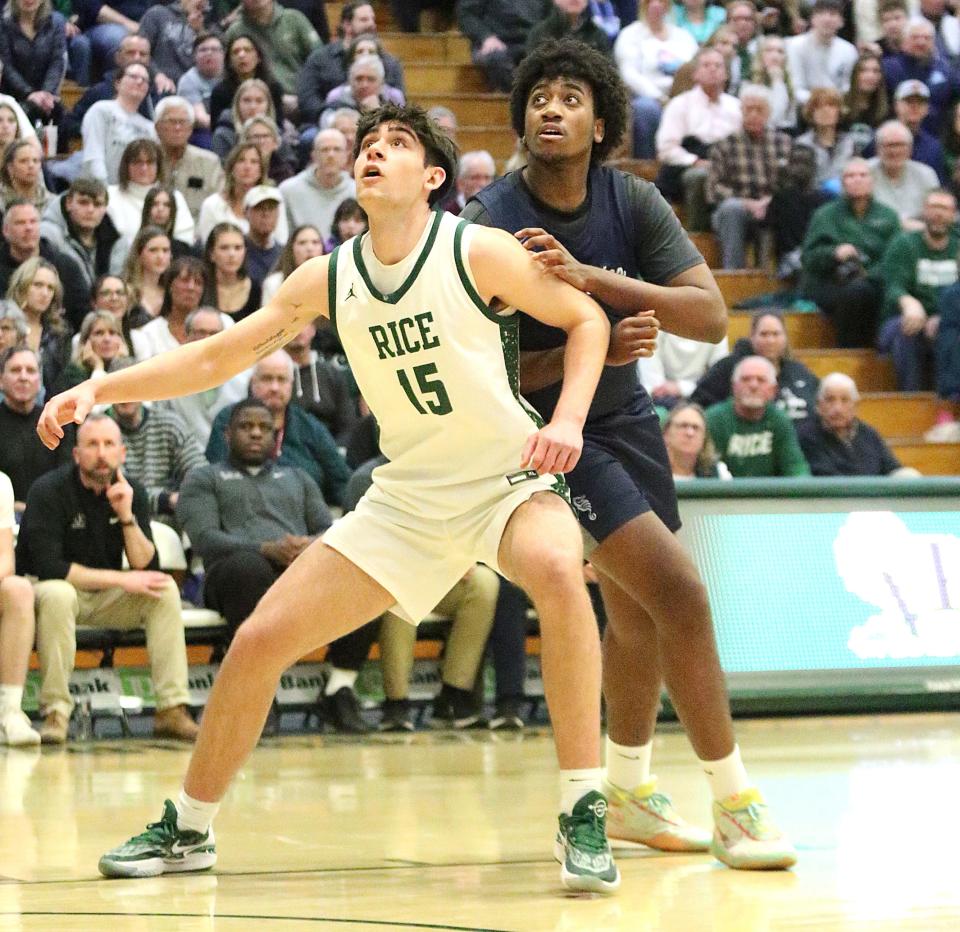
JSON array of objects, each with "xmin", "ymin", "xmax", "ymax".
[{"xmin": 329, "ymin": 210, "xmax": 558, "ymax": 518}]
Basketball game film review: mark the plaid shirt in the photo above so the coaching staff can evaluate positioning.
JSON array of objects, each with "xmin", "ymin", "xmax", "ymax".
[{"xmin": 706, "ymin": 129, "xmax": 793, "ymax": 203}]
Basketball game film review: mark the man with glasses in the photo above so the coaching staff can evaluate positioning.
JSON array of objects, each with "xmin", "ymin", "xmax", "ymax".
[
  {"xmin": 177, "ymin": 32, "xmax": 225, "ymax": 146},
  {"xmin": 869, "ymin": 119, "xmax": 939, "ymax": 228},
  {"xmin": 155, "ymin": 96, "xmax": 224, "ymax": 222}
]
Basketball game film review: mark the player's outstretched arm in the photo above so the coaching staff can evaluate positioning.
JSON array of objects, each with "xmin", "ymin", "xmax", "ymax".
[
  {"xmin": 37, "ymin": 256, "xmax": 332, "ymax": 449},
  {"xmin": 469, "ymin": 227, "xmax": 610, "ymax": 473}
]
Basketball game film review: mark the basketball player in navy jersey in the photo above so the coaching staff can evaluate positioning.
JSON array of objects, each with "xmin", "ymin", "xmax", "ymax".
[
  {"xmin": 462, "ymin": 39, "xmax": 796, "ymax": 870},
  {"xmin": 38, "ymin": 103, "xmax": 622, "ymax": 893}
]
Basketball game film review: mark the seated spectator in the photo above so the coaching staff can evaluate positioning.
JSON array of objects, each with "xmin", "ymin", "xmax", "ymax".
[
  {"xmin": 136, "ymin": 256, "xmax": 217, "ymax": 358},
  {"xmin": 40, "ymin": 178, "xmax": 124, "ymax": 308},
  {"xmin": 81, "ymin": 62, "xmax": 158, "ymax": 185},
  {"xmin": 53, "ymin": 308, "xmax": 128, "ymax": 393},
  {"xmin": 767, "ymin": 144, "xmax": 831, "ymax": 282},
  {"xmin": 137, "ymin": 0, "xmax": 209, "ymax": 90},
  {"xmin": 692, "ymin": 311, "xmax": 820, "ymax": 420},
  {"xmin": 279, "ymin": 129, "xmax": 356, "ymax": 242},
  {"xmin": 457, "ymin": 0, "xmax": 546, "ymax": 92},
  {"xmin": 324, "ymin": 198, "xmax": 367, "ymax": 252},
  {"xmin": 86, "ymin": 273, "xmax": 148, "ymax": 359},
  {"xmin": 869, "ymin": 119, "xmax": 940, "ymax": 228},
  {"xmin": 243, "ymin": 186, "xmax": 283, "ymax": 288},
  {"xmin": 6, "ymin": 257, "xmax": 71, "ymax": 391},
  {"xmin": 177, "ymin": 31, "xmax": 225, "ymax": 145},
  {"xmin": 878, "ymin": 188, "xmax": 959, "ymax": 390},
  {"xmin": 197, "ymin": 142, "xmax": 290, "ymax": 246},
  {"xmin": 706, "ymin": 84, "xmax": 792, "ymax": 269},
  {"xmin": 72, "ymin": 0, "xmax": 155, "ymax": 85},
  {"xmin": 238, "ymin": 115, "xmax": 298, "ymax": 185},
  {"xmin": 0, "ymin": 301, "xmax": 29, "ymax": 354},
  {"xmin": 638, "ymin": 330, "xmax": 728, "ymax": 407},
  {"xmin": 889, "ymin": 80, "xmax": 946, "ymax": 181},
  {"xmin": 0, "ymin": 201, "xmax": 88, "ymax": 329},
  {"xmin": 212, "ymin": 77, "xmax": 277, "ymax": 161},
  {"xmin": 155, "ymin": 96, "xmax": 224, "ymax": 224},
  {"xmin": 656, "ymin": 47, "xmax": 742, "ymax": 231},
  {"xmin": 261, "ymin": 223, "xmax": 325, "ymax": 305},
  {"xmin": 443, "ymin": 150, "xmax": 495, "ymax": 215},
  {"xmin": 157, "ymin": 306, "xmax": 250, "ymax": 444},
  {"xmin": 786, "ymin": 0, "xmax": 858, "ymax": 106},
  {"xmin": 0, "ymin": 467, "xmax": 38, "ymax": 745},
  {"xmin": 615, "ymin": 0, "xmax": 698, "ymax": 158},
  {"xmin": 662, "ymin": 401, "xmax": 732, "ymax": 479},
  {"xmin": 725, "ymin": 0, "xmax": 759, "ymax": 95},
  {"xmin": 284, "ymin": 322, "xmax": 360, "ymax": 445},
  {"xmin": 883, "ymin": 17, "xmax": 960, "ymax": 132},
  {"xmin": 0, "ymin": 98, "xmax": 34, "ymax": 152},
  {"xmin": 0, "ymin": 0, "xmax": 66, "ymax": 126},
  {"xmin": 380, "ymin": 565, "xmax": 499, "ymax": 731},
  {"xmin": 297, "ymin": 3, "xmax": 404, "ymax": 133},
  {"xmin": 223, "ymin": 0, "xmax": 321, "ymax": 116},
  {"xmin": 843, "ymin": 52, "xmax": 889, "ymax": 130},
  {"xmin": 0, "ymin": 346, "xmax": 74, "ymax": 515},
  {"xmin": 797, "ymin": 372, "xmax": 921, "ymax": 475},
  {"xmin": 122, "ymin": 225, "xmax": 172, "ymax": 327},
  {"xmin": 674, "ymin": 0, "xmax": 727, "ymax": 45},
  {"xmin": 751, "ymin": 35, "xmax": 797, "ymax": 132},
  {"xmin": 800, "ymin": 158, "xmax": 901, "ymax": 347},
  {"xmin": 178, "ymin": 397, "xmax": 374, "ymax": 733},
  {"xmin": 667, "ymin": 24, "xmax": 737, "ymax": 98},
  {"xmin": 705, "ymin": 355, "xmax": 811, "ymax": 477},
  {"xmin": 107, "ymin": 358, "xmax": 205, "ymax": 519},
  {"xmin": 795, "ymin": 87, "xmax": 857, "ymax": 192},
  {"xmin": 527, "ymin": 0, "xmax": 613, "ymax": 55},
  {"xmin": 323, "ymin": 53, "xmax": 406, "ymax": 118},
  {"xmin": 106, "ymin": 137, "xmax": 197, "ymax": 254},
  {"xmin": 426, "ymin": 104, "xmax": 457, "ymax": 143},
  {"xmin": 119, "ymin": 185, "xmax": 197, "ymax": 267},
  {"xmin": 921, "ymin": 0, "xmax": 960, "ymax": 65},
  {"xmin": 0, "ymin": 139, "xmax": 51, "ymax": 217},
  {"xmin": 202, "ymin": 222, "xmax": 261, "ymax": 322},
  {"xmin": 321, "ymin": 105, "xmax": 361, "ymax": 153},
  {"xmin": 17, "ymin": 414, "xmax": 198, "ymax": 744},
  {"xmin": 877, "ymin": 0, "xmax": 909, "ymax": 61},
  {"xmin": 206, "ymin": 350, "xmax": 350, "ymax": 506},
  {"xmin": 208, "ymin": 33, "xmax": 285, "ymax": 132},
  {"xmin": 931, "ymin": 276, "xmax": 960, "ymax": 439}
]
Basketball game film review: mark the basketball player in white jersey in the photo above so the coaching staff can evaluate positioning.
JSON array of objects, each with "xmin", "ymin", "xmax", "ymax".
[{"xmin": 37, "ymin": 104, "xmax": 637, "ymax": 893}]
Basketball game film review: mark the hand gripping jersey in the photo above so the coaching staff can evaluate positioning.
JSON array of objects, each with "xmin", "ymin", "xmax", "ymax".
[{"xmin": 327, "ymin": 209, "xmax": 561, "ymax": 520}]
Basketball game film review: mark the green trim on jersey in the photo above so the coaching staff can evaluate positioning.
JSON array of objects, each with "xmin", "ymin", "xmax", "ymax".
[
  {"xmin": 453, "ymin": 220, "xmax": 503, "ymax": 324},
  {"xmin": 327, "ymin": 244, "xmax": 341, "ymax": 341},
  {"xmin": 353, "ymin": 209, "xmax": 443, "ymax": 305}
]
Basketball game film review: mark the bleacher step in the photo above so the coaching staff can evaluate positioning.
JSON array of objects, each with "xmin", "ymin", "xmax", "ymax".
[
  {"xmin": 413, "ymin": 92, "xmax": 509, "ymax": 125},
  {"xmin": 858, "ymin": 392, "xmax": 939, "ymax": 439},
  {"xmin": 714, "ymin": 270, "xmax": 781, "ymax": 307},
  {"xmin": 381, "ymin": 32, "xmax": 471, "ymax": 64},
  {"xmin": 405, "ymin": 62, "xmax": 488, "ymax": 94},
  {"xmin": 793, "ymin": 348, "xmax": 896, "ymax": 391},
  {"xmin": 889, "ymin": 440, "xmax": 960, "ymax": 475}
]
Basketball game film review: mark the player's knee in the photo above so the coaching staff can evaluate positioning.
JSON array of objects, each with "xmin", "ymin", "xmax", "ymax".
[
  {"xmin": 0, "ymin": 574, "xmax": 34, "ymax": 608},
  {"xmin": 515, "ymin": 542, "xmax": 584, "ymax": 601}
]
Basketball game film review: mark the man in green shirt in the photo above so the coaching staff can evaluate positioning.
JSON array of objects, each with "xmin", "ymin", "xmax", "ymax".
[
  {"xmin": 706, "ymin": 356, "xmax": 811, "ymax": 477},
  {"xmin": 878, "ymin": 188, "xmax": 959, "ymax": 390}
]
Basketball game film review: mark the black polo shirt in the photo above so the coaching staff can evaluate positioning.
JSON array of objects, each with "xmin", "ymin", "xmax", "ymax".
[{"xmin": 16, "ymin": 464, "xmax": 158, "ymax": 579}]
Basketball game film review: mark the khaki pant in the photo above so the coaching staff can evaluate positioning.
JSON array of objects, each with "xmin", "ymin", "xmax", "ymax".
[
  {"xmin": 34, "ymin": 579, "xmax": 190, "ymax": 718},
  {"xmin": 380, "ymin": 565, "xmax": 500, "ymax": 699}
]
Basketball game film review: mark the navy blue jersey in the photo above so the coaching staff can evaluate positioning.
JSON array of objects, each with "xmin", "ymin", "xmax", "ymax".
[{"xmin": 465, "ymin": 166, "xmax": 702, "ymax": 419}]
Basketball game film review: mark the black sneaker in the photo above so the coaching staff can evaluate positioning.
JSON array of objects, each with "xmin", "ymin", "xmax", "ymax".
[
  {"xmin": 489, "ymin": 696, "xmax": 526, "ymax": 731},
  {"xmin": 322, "ymin": 687, "xmax": 370, "ymax": 734},
  {"xmin": 379, "ymin": 699, "xmax": 416, "ymax": 733},
  {"xmin": 431, "ymin": 684, "xmax": 484, "ymax": 729}
]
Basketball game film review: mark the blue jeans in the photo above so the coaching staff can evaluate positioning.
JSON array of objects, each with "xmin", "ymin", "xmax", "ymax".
[
  {"xmin": 85, "ymin": 23, "xmax": 131, "ymax": 82},
  {"xmin": 877, "ymin": 315, "xmax": 935, "ymax": 390},
  {"xmin": 631, "ymin": 96, "xmax": 662, "ymax": 159}
]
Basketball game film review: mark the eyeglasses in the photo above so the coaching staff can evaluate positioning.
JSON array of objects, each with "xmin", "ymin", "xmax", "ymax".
[
  {"xmin": 98, "ymin": 289, "xmax": 126, "ymax": 298},
  {"xmin": 160, "ymin": 118, "xmax": 191, "ymax": 127},
  {"xmin": 247, "ymin": 133, "xmax": 274, "ymax": 142},
  {"xmin": 123, "ymin": 73, "xmax": 150, "ymax": 84}
]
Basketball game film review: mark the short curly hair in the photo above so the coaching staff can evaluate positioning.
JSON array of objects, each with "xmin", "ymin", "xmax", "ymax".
[{"xmin": 510, "ymin": 39, "xmax": 629, "ymax": 165}]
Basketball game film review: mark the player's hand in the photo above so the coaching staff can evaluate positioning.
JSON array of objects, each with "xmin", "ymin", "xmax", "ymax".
[
  {"xmin": 607, "ymin": 310, "xmax": 659, "ymax": 365},
  {"xmin": 515, "ymin": 228, "xmax": 590, "ymax": 292},
  {"xmin": 121, "ymin": 570, "xmax": 171, "ymax": 599},
  {"xmin": 37, "ymin": 382, "xmax": 98, "ymax": 449},
  {"xmin": 521, "ymin": 418, "xmax": 583, "ymax": 475},
  {"xmin": 106, "ymin": 467, "xmax": 134, "ymax": 522}
]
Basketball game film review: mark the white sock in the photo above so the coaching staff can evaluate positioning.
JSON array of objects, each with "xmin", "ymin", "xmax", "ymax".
[
  {"xmin": 324, "ymin": 667, "xmax": 358, "ymax": 696},
  {"xmin": 700, "ymin": 744, "xmax": 750, "ymax": 801},
  {"xmin": 0, "ymin": 685, "xmax": 23, "ymax": 716},
  {"xmin": 605, "ymin": 736, "xmax": 653, "ymax": 791},
  {"xmin": 559, "ymin": 767, "xmax": 603, "ymax": 815},
  {"xmin": 175, "ymin": 788, "xmax": 220, "ymax": 834}
]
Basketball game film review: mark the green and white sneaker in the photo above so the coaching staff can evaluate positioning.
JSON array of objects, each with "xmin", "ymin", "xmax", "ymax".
[
  {"xmin": 711, "ymin": 788, "xmax": 797, "ymax": 870},
  {"xmin": 553, "ymin": 790, "xmax": 620, "ymax": 894},
  {"xmin": 99, "ymin": 800, "xmax": 217, "ymax": 878},
  {"xmin": 604, "ymin": 777, "xmax": 711, "ymax": 852}
]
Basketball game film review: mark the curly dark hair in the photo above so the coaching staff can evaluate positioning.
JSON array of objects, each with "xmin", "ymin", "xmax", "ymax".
[
  {"xmin": 510, "ymin": 39, "xmax": 629, "ymax": 165},
  {"xmin": 354, "ymin": 102, "xmax": 459, "ymax": 206}
]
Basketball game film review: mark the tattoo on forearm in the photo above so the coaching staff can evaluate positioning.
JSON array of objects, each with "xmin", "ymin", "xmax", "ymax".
[{"xmin": 251, "ymin": 306, "xmax": 304, "ymax": 360}]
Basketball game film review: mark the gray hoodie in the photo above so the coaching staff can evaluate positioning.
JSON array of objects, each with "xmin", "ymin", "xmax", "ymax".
[{"xmin": 40, "ymin": 194, "xmax": 125, "ymax": 292}]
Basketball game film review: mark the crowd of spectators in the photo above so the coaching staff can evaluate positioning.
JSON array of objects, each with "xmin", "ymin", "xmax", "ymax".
[{"xmin": 1, "ymin": 0, "xmax": 959, "ymax": 747}]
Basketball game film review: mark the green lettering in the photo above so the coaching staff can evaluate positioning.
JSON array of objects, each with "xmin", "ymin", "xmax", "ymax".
[
  {"xmin": 399, "ymin": 317, "xmax": 422, "ymax": 354},
  {"xmin": 369, "ymin": 325, "xmax": 395, "ymax": 360},
  {"xmin": 416, "ymin": 312, "xmax": 440, "ymax": 350}
]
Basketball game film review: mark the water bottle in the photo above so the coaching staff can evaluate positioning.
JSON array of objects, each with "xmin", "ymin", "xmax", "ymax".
[{"xmin": 76, "ymin": 697, "xmax": 93, "ymax": 742}]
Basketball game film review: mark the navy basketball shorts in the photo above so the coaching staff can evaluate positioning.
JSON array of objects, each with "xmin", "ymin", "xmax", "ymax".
[{"xmin": 566, "ymin": 390, "xmax": 681, "ymax": 548}]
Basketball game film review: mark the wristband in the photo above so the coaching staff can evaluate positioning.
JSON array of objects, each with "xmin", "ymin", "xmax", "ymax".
[{"xmin": 120, "ymin": 518, "xmax": 136, "ymax": 527}]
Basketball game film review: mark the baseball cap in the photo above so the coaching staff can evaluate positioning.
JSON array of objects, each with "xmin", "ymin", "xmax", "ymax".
[
  {"xmin": 895, "ymin": 79, "xmax": 930, "ymax": 101},
  {"xmin": 243, "ymin": 185, "xmax": 282, "ymax": 209}
]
